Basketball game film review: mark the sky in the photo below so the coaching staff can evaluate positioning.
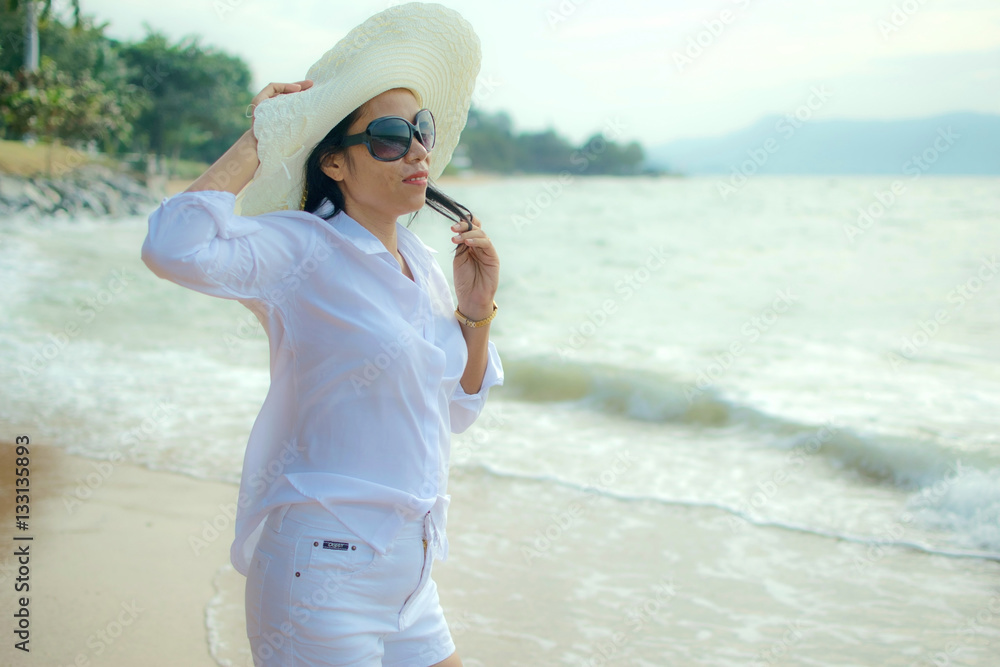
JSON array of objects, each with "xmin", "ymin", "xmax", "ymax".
[{"xmin": 68, "ymin": 0, "xmax": 1000, "ymax": 148}]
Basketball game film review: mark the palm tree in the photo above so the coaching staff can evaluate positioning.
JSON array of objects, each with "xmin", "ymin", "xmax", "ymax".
[{"xmin": 8, "ymin": 0, "xmax": 82, "ymax": 72}]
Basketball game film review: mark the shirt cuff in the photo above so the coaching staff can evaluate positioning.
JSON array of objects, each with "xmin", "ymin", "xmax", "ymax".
[{"xmin": 452, "ymin": 338, "xmax": 504, "ymax": 402}]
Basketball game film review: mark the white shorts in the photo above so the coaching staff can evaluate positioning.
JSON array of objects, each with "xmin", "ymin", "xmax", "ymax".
[{"xmin": 245, "ymin": 502, "xmax": 456, "ymax": 666}]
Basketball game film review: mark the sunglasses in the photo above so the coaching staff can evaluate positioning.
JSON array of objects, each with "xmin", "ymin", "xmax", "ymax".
[{"xmin": 341, "ymin": 108, "xmax": 436, "ymax": 161}]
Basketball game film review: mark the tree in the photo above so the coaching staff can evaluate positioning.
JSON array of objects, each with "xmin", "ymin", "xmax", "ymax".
[
  {"xmin": 0, "ymin": 54, "xmax": 144, "ymax": 173},
  {"xmin": 117, "ymin": 27, "xmax": 252, "ymax": 162},
  {"xmin": 6, "ymin": 0, "xmax": 83, "ymax": 73}
]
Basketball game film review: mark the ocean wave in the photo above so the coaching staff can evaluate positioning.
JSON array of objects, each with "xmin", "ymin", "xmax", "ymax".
[
  {"xmin": 457, "ymin": 461, "xmax": 1000, "ymax": 561},
  {"xmin": 495, "ymin": 354, "xmax": 999, "ymax": 490},
  {"xmin": 495, "ymin": 355, "xmax": 793, "ymax": 429},
  {"xmin": 904, "ymin": 466, "xmax": 1000, "ymax": 553}
]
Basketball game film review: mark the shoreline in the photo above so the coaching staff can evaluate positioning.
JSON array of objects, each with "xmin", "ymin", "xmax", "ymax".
[
  {"xmin": 1, "ymin": 440, "xmax": 999, "ymax": 664},
  {"xmin": 0, "ymin": 441, "xmax": 239, "ymax": 666},
  {"xmin": 0, "ymin": 169, "xmax": 678, "ymax": 219}
]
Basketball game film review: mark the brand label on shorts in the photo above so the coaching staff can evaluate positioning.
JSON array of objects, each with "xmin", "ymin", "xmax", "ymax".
[{"xmin": 323, "ymin": 540, "xmax": 349, "ymax": 551}]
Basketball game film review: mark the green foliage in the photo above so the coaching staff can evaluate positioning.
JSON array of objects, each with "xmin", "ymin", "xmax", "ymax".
[
  {"xmin": 459, "ymin": 106, "xmax": 646, "ymax": 175},
  {"xmin": 0, "ymin": 55, "xmax": 145, "ymax": 166},
  {"xmin": 116, "ymin": 27, "xmax": 252, "ymax": 162},
  {"xmin": 0, "ymin": 2, "xmax": 146, "ymax": 156},
  {"xmin": 461, "ymin": 108, "xmax": 518, "ymax": 172},
  {"xmin": 0, "ymin": 2, "xmax": 648, "ymax": 177},
  {"xmin": 0, "ymin": 2, "xmax": 251, "ymax": 170}
]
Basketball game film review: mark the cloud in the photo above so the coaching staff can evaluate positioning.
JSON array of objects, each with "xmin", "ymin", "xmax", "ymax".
[{"xmin": 71, "ymin": 0, "xmax": 1000, "ymax": 145}]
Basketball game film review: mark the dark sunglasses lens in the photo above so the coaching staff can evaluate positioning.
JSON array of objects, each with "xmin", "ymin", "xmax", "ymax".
[
  {"xmin": 369, "ymin": 118, "xmax": 411, "ymax": 160},
  {"xmin": 416, "ymin": 110, "xmax": 435, "ymax": 150}
]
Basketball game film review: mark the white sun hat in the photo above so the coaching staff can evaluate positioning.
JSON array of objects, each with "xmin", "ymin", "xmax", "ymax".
[{"xmin": 236, "ymin": 2, "xmax": 482, "ymax": 217}]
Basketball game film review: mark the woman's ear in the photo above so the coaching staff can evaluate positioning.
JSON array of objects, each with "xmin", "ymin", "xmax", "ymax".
[{"xmin": 321, "ymin": 153, "xmax": 346, "ymax": 182}]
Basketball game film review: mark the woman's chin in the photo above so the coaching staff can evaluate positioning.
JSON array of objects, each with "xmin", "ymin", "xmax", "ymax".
[{"xmin": 404, "ymin": 194, "xmax": 427, "ymax": 213}]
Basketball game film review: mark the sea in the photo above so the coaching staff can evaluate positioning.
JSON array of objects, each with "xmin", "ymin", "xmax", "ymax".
[{"xmin": 2, "ymin": 175, "xmax": 999, "ymax": 665}]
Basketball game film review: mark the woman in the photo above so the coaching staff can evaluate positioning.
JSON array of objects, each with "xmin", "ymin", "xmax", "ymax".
[{"xmin": 141, "ymin": 5, "xmax": 501, "ymax": 665}]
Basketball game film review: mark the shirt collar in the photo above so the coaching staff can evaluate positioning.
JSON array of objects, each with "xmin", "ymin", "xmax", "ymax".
[{"xmin": 315, "ymin": 200, "xmax": 439, "ymax": 277}]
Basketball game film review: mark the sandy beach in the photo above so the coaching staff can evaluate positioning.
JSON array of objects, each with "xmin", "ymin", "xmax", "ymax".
[
  {"xmin": 0, "ymin": 441, "xmax": 243, "ymax": 665},
  {"xmin": 2, "ymin": 439, "xmax": 999, "ymax": 666}
]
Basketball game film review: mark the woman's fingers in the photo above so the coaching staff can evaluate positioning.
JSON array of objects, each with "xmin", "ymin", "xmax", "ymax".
[
  {"xmin": 450, "ymin": 218, "xmax": 486, "ymax": 244},
  {"xmin": 451, "ymin": 217, "xmax": 481, "ymax": 234},
  {"xmin": 248, "ymin": 80, "xmax": 315, "ymax": 129},
  {"xmin": 275, "ymin": 80, "xmax": 312, "ymax": 94},
  {"xmin": 253, "ymin": 80, "xmax": 314, "ymax": 106}
]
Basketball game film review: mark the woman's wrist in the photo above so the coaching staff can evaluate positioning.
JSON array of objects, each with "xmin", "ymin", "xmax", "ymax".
[
  {"xmin": 456, "ymin": 301, "xmax": 494, "ymax": 322},
  {"xmin": 458, "ymin": 300, "xmax": 496, "ymax": 326}
]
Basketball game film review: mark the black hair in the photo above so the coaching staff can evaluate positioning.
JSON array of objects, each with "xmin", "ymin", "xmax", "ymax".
[{"xmin": 300, "ymin": 99, "xmax": 474, "ymax": 258}]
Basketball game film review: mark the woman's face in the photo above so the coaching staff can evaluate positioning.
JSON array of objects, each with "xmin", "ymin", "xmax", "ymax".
[{"xmin": 321, "ymin": 88, "xmax": 432, "ymax": 223}]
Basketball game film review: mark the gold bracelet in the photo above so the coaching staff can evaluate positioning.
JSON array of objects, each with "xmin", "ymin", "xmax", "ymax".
[{"xmin": 455, "ymin": 301, "xmax": 498, "ymax": 328}]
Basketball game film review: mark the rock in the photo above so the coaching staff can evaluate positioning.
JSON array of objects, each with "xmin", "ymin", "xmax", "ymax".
[{"xmin": 0, "ymin": 164, "xmax": 159, "ymax": 221}]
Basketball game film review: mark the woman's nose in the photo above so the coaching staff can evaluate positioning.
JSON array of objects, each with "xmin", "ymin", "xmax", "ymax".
[{"xmin": 406, "ymin": 135, "xmax": 431, "ymax": 161}]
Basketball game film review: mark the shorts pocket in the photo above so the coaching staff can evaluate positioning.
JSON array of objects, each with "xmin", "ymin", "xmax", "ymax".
[
  {"xmin": 303, "ymin": 530, "xmax": 378, "ymax": 577},
  {"xmin": 245, "ymin": 549, "xmax": 271, "ymax": 638}
]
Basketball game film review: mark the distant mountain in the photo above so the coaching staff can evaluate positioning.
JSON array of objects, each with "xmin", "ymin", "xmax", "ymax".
[{"xmin": 647, "ymin": 112, "xmax": 1000, "ymax": 175}]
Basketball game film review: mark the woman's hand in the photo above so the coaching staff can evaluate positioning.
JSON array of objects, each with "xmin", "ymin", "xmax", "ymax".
[
  {"xmin": 248, "ymin": 80, "xmax": 314, "ymax": 133},
  {"xmin": 184, "ymin": 80, "xmax": 314, "ymax": 195},
  {"xmin": 451, "ymin": 215, "xmax": 499, "ymax": 321}
]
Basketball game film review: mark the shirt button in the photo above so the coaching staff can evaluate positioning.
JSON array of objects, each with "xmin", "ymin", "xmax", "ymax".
[
  {"xmin": 295, "ymin": 572, "xmax": 301, "ymax": 577},
  {"xmin": 314, "ymin": 541, "xmax": 319, "ymax": 547},
  {"xmin": 351, "ymin": 545, "xmax": 357, "ymax": 550}
]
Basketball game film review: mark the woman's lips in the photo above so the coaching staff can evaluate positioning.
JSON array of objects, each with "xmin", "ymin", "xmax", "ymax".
[{"xmin": 403, "ymin": 171, "xmax": 428, "ymax": 185}]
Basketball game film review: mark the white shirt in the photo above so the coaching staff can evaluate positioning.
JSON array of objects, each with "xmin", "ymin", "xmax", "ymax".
[{"xmin": 141, "ymin": 189, "xmax": 504, "ymax": 577}]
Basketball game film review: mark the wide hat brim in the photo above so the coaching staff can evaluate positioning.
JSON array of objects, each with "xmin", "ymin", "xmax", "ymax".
[{"xmin": 236, "ymin": 2, "xmax": 482, "ymax": 217}]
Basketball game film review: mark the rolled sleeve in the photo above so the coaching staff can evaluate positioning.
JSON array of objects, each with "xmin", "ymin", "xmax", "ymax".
[
  {"xmin": 449, "ymin": 338, "xmax": 504, "ymax": 433},
  {"xmin": 141, "ymin": 190, "xmax": 267, "ymax": 300}
]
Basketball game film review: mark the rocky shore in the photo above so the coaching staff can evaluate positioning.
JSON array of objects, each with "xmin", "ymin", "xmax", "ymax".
[{"xmin": 0, "ymin": 163, "xmax": 164, "ymax": 220}]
